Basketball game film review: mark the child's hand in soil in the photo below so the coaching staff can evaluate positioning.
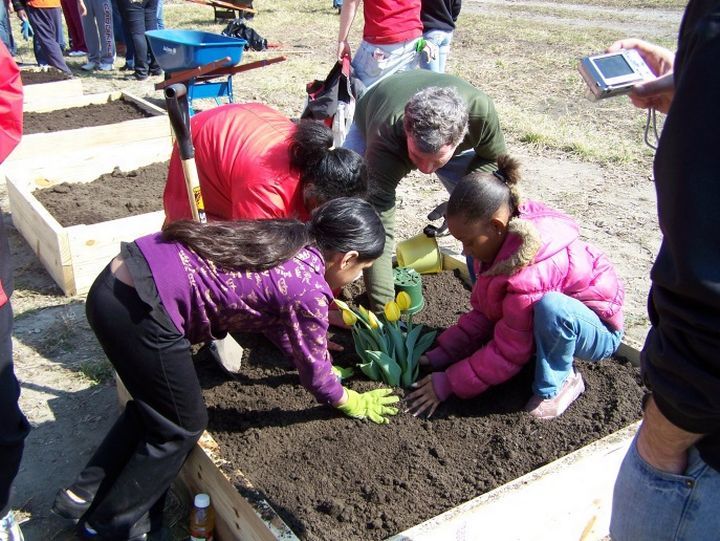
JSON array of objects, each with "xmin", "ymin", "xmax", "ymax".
[
  {"xmin": 336, "ymin": 388, "xmax": 400, "ymax": 424},
  {"xmin": 405, "ymin": 375, "xmax": 442, "ymax": 418}
]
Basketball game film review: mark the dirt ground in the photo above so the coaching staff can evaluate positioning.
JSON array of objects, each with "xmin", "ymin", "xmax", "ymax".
[{"xmin": 2, "ymin": 0, "xmax": 683, "ymax": 540}]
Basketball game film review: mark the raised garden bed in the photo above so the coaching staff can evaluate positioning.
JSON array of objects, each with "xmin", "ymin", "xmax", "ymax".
[
  {"xmin": 6, "ymin": 139, "xmax": 172, "ymax": 296},
  {"xmin": 121, "ymin": 254, "xmax": 644, "ymax": 541},
  {"xmin": 6, "ymin": 92, "xmax": 168, "ymax": 165}
]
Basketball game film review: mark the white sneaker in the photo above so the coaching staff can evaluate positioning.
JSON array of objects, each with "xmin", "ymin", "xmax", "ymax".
[
  {"xmin": 81, "ymin": 61, "xmax": 97, "ymax": 71},
  {"xmin": 525, "ymin": 370, "xmax": 586, "ymax": 419},
  {"xmin": 0, "ymin": 511, "xmax": 24, "ymax": 541},
  {"xmin": 98, "ymin": 63, "xmax": 113, "ymax": 71},
  {"xmin": 68, "ymin": 50, "xmax": 86, "ymax": 57}
]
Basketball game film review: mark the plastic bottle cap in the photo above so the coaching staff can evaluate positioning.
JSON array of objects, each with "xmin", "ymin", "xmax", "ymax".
[{"xmin": 194, "ymin": 493, "xmax": 210, "ymax": 508}]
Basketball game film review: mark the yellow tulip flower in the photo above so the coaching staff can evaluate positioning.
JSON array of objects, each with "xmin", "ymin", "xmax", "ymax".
[
  {"xmin": 368, "ymin": 311, "xmax": 381, "ymax": 329},
  {"xmin": 395, "ymin": 291, "xmax": 412, "ymax": 312},
  {"xmin": 358, "ymin": 305, "xmax": 370, "ymax": 320},
  {"xmin": 384, "ymin": 301, "xmax": 401, "ymax": 323},
  {"xmin": 341, "ymin": 309, "xmax": 358, "ymax": 326}
]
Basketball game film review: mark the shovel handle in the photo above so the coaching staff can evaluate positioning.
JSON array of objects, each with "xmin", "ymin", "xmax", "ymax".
[{"xmin": 164, "ymin": 83, "xmax": 205, "ymax": 223}]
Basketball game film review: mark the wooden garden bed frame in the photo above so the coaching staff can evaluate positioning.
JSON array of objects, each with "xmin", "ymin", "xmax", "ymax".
[
  {"xmin": 20, "ymin": 66, "xmax": 84, "ymax": 109},
  {"xmin": 5, "ymin": 136, "xmax": 173, "ymax": 296},
  {"xmin": 115, "ymin": 252, "xmax": 641, "ymax": 541},
  {"xmin": 6, "ymin": 91, "xmax": 168, "ymax": 165}
]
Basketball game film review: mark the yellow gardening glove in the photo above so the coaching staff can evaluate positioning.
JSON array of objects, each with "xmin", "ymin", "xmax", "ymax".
[{"xmin": 336, "ymin": 388, "xmax": 399, "ymax": 424}]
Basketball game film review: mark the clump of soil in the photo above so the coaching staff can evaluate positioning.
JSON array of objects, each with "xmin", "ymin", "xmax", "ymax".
[
  {"xmin": 33, "ymin": 162, "xmax": 168, "ymax": 226},
  {"xmin": 198, "ymin": 271, "xmax": 644, "ymax": 541},
  {"xmin": 20, "ymin": 68, "xmax": 71, "ymax": 85},
  {"xmin": 23, "ymin": 100, "xmax": 155, "ymax": 134}
]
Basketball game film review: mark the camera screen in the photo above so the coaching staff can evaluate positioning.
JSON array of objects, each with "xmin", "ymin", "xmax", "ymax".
[{"xmin": 595, "ymin": 55, "xmax": 634, "ymax": 78}]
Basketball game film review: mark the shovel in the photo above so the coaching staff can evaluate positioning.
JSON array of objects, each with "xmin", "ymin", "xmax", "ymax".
[{"xmin": 164, "ymin": 83, "xmax": 244, "ymax": 373}]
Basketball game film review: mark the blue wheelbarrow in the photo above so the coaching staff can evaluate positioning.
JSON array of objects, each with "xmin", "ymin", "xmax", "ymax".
[{"xmin": 146, "ymin": 29, "xmax": 285, "ymax": 114}]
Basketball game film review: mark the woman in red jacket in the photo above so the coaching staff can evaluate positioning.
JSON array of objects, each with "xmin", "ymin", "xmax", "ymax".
[{"xmin": 163, "ymin": 102, "xmax": 368, "ymax": 223}]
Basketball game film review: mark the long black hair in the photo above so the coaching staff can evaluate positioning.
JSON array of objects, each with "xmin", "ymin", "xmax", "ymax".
[
  {"xmin": 290, "ymin": 120, "xmax": 368, "ymax": 202},
  {"xmin": 162, "ymin": 197, "xmax": 384, "ymax": 271},
  {"xmin": 447, "ymin": 154, "xmax": 522, "ymax": 222}
]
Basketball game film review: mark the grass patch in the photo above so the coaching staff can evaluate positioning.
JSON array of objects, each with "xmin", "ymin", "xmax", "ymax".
[{"xmin": 78, "ymin": 358, "xmax": 115, "ymax": 384}]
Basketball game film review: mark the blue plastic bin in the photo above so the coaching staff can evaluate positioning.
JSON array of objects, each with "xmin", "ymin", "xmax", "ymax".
[{"xmin": 145, "ymin": 29, "xmax": 247, "ymax": 73}]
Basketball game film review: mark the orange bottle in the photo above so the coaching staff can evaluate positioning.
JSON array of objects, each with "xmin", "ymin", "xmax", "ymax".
[{"xmin": 189, "ymin": 493, "xmax": 215, "ymax": 541}]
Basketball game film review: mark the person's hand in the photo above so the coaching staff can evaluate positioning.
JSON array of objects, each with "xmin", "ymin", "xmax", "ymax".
[
  {"xmin": 635, "ymin": 396, "xmax": 703, "ymax": 475},
  {"xmin": 78, "ymin": 0, "xmax": 88, "ymax": 16},
  {"xmin": 405, "ymin": 375, "xmax": 442, "ymax": 418},
  {"xmin": 607, "ymin": 39, "xmax": 675, "ymax": 113},
  {"xmin": 328, "ymin": 309, "xmax": 350, "ymax": 330},
  {"xmin": 336, "ymin": 388, "xmax": 399, "ymax": 424},
  {"xmin": 337, "ymin": 40, "xmax": 351, "ymax": 61},
  {"xmin": 607, "ymin": 39, "xmax": 674, "ymax": 77},
  {"xmin": 330, "ymin": 365, "xmax": 354, "ymax": 380},
  {"xmin": 20, "ymin": 19, "xmax": 33, "ymax": 41}
]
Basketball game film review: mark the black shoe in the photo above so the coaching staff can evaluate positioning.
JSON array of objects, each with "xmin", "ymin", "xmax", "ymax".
[
  {"xmin": 119, "ymin": 63, "xmax": 134, "ymax": 71},
  {"xmin": 77, "ymin": 521, "xmax": 148, "ymax": 541},
  {"xmin": 51, "ymin": 488, "xmax": 91, "ymax": 523},
  {"xmin": 124, "ymin": 73, "xmax": 149, "ymax": 81},
  {"xmin": 149, "ymin": 68, "xmax": 163, "ymax": 76}
]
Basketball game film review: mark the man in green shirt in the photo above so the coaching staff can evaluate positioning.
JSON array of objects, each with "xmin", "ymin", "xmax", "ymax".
[{"xmin": 343, "ymin": 69, "xmax": 506, "ymax": 310}]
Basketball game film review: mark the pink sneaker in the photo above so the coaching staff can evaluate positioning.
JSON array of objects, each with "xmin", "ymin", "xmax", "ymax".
[{"xmin": 525, "ymin": 370, "xmax": 585, "ymax": 419}]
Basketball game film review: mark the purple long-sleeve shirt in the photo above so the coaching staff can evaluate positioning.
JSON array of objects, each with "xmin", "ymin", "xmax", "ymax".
[{"xmin": 134, "ymin": 233, "xmax": 344, "ymax": 405}]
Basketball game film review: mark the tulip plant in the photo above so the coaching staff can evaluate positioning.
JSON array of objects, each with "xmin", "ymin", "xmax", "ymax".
[{"xmin": 334, "ymin": 293, "xmax": 436, "ymax": 387}]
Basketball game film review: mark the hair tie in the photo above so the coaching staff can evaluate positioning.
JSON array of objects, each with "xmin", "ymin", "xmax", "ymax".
[{"xmin": 493, "ymin": 170, "xmax": 507, "ymax": 184}]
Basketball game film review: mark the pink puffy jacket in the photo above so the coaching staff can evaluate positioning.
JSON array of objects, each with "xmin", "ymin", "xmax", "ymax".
[{"xmin": 426, "ymin": 200, "xmax": 624, "ymax": 400}]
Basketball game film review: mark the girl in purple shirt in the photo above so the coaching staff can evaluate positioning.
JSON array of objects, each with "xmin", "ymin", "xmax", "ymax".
[{"xmin": 51, "ymin": 198, "xmax": 399, "ymax": 541}]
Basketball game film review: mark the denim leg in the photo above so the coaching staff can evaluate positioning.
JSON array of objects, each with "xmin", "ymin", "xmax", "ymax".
[
  {"xmin": 53, "ymin": 7, "xmax": 66, "ymax": 50},
  {"xmin": 351, "ymin": 38, "xmax": 419, "ymax": 89},
  {"xmin": 532, "ymin": 292, "xmax": 623, "ymax": 397},
  {"xmin": 0, "ymin": 1, "xmax": 14, "ymax": 54},
  {"xmin": 155, "ymin": 0, "xmax": 164, "ymax": 29},
  {"xmin": 341, "ymin": 122, "xmax": 366, "ymax": 155},
  {"xmin": 142, "ymin": 0, "xmax": 159, "ymax": 71},
  {"xmin": 419, "ymin": 29, "xmax": 452, "ymax": 73},
  {"xmin": 610, "ymin": 437, "xmax": 720, "ymax": 541}
]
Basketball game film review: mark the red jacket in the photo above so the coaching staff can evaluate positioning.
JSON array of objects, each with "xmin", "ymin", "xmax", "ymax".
[
  {"xmin": 163, "ymin": 103, "xmax": 309, "ymax": 223},
  {"xmin": 0, "ymin": 42, "xmax": 23, "ymax": 307}
]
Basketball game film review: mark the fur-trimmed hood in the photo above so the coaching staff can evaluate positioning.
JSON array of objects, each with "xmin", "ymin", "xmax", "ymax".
[{"xmin": 482, "ymin": 200, "xmax": 579, "ymax": 277}]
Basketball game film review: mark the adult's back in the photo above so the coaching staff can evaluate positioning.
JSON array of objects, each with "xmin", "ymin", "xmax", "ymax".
[{"xmin": 164, "ymin": 103, "xmax": 304, "ymax": 222}]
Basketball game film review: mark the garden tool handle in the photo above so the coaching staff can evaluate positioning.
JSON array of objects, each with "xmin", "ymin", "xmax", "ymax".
[{"xmin": 164, "ymin": 83, "xmax": 205, "ymax": 223}]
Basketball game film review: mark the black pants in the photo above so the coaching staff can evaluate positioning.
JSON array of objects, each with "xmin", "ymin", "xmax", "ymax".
[
  {"xmin": 0, "ymin": 301, "xmax": 30, "ymax": 517},
  {"xmin": 69, "ymin": 266, "xmax": 206, "ymax": 539},
  {"xmin": 117, "ymin": 0, "xmax": 159, "ymax": 77}
]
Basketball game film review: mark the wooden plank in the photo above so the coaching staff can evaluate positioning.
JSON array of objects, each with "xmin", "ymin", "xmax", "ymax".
[
  {"xmin": 7, "ymin": 93, "xmax": 170, "ymax": 162},
  {"xmin": 23, "ymin": 90, "xmax": 123, "ymax": 113},
  {"xmin": 6, "ymin": 138, "xmax": 173, "ymax": 296},
  {"xmin": 23, "ymin": 78, "xmax": 84, "ymax": 107}
]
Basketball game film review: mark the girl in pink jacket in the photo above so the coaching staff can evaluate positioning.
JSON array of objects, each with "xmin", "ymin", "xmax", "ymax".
[{"xmin": 407, "ymin": 155, "xmax": 624, "ymax": 419}]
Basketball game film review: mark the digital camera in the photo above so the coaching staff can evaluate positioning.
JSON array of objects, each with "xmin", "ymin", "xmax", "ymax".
[{"xmin": 579, "ymin": 49, "xmax": 655, "ymax": 100}]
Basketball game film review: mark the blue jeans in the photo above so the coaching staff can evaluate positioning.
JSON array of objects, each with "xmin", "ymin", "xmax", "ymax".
[
  {"xmin": 610, "ymin": 436, "xmax": 720, "ymax": 540},
  {"xmin": 0, "ymin": 0, "xmax": 15, "ymax": 55},
  {"xmin": 118, "ymin": 0, "xmax": 158, "ymax": 77},
  {"xmin": 533, "ymin": 292, "xmax": 623, "ymax": 398},
  {"xmin": 419, "ymin": 29, "xmax": 453, "ymax": 73},
  {"xmin": 351, "ymin": 38, "xmax": 419, "ymax": 89}
]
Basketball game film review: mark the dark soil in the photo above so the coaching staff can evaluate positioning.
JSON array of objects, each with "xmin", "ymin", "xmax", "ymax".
[
  {"xmin": 33, "ymin": 162, "xmax": 168, "ymax": 227},
  {"xmin": 20, "ymin": 68, "xmax": 71, "ymax": 85},
  {"xmin": 197, "ymin": 271, "xmax": 644, "ymax": 541},
  {"xmin": 23, "ymin": 100, "xmax": 154, "ymax": 134}
]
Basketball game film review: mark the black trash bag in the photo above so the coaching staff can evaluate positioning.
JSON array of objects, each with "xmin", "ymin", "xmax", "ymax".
[{"xmin": 221, "ymin": 19, "xmax": 268, "ymax": 51}]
